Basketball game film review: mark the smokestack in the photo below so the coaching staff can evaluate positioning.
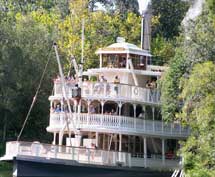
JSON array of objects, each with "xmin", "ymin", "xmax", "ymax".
[{"xmin": 141, "ymin": 4, "xmax": 152, "ymax": 50}]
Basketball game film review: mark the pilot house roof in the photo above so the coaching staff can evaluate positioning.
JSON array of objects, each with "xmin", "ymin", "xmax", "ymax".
[{"xmin": 96, "ymin": 41, "xmax": 152, "ymax": 56}]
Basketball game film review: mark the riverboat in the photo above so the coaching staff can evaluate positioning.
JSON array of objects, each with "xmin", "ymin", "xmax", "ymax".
[{"xmin": 0, "ymin": 8, "xmax": 189, "ymax": 177}]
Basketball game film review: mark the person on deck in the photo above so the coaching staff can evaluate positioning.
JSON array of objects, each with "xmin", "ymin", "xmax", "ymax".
[
  {"xmin": 113, "ymin": 75, "xmax": 120, "ymax": 84},
  {"xmin": 54, "ymin": 104, "xmax": 61, "ymax": 113},
  {"xmin": 89, "ymin": 105, "xmax": 96, "ymax": 114},
  {"xmin": 113, "ymin": 76, "xmax": 120, "ymax": 95},
  {"xmin": 100, "ymin": 75, "xmax": 107, "ymax": 83}
]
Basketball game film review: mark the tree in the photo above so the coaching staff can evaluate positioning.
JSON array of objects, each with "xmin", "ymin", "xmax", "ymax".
[
  {"xmin": 206, "ymin": 0, "xmax": 215, "ymax": 14},
  {"xmin": 159, "ymin": 2, "xmax": 215, "ymax": 175},
  {"xmin": 151, "ymin": 0, "xmax": 189, "ymax": 39},
  {"xmin": 0, "ymin": 0, "xmax": 70, "ymax": 18},
  {"xmin": 57, "ymin": 0, "xmax": 141, "ymax": 70},
  {"xmin": 113, "ymin": 0, "xmax": 139, "ymax": 15},
  {"xmin": 151, "ymin": 35, "xmax": 175, "ymax": 65},
  {"xmin": 0, "ymin": 13, "xmax": 57, "ymax": 143},
  {"xmin": 160, "ymin": 5, "xmax": 215, "ymax": 121},
  {"xmin": 179, "ymin": 62, "xmax": 215, "ymax": 177},
  {"xmin": 88, "ymin": 0, "xmax": 139, "ymax": 15},
  {"xmin": 160, "ymin": 47, "xmax": 188, "ymax": 121}
]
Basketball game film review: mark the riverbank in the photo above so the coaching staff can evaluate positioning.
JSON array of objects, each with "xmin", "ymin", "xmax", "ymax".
[
  {"xmin": 0, "ymin": 162, "xmax": 12, "ymax": 177},
  {"xmin": 0, "ymin": 162, "xmax": 12, "ymax": 170},
  {"xmin": 0, "ymin": 170, "xmax": 12, "ymax": 177}
]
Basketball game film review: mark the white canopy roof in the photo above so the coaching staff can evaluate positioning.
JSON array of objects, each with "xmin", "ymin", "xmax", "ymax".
[
  {"xmin": 83, "ymin": 67, "xmax": 162, "ymax": 77},
  {"xmin": 96, "ymin": 41, "xmax": 152, "ymax": 56}
]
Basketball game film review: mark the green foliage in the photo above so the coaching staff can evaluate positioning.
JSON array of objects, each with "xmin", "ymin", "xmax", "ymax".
[
  {"xmin": 151, "ymin": 35, "xmax": 175, "ymax": 65},
  {"xmin": 161, "ymin": 7, "xmax": 215, "ymax": 121},
  {"xmin": 183, "ymin": 12, "xmax": 215, "ymax": 71},
  {"xmin": 179, "ymin": 62, "xmax": 215, "ymax": 177},
  {"xmin": 0, "ymin": 12, "xmax": 57, "ymax": 142},
  {"xmin": 151, "ymin": 0, "xmax": 189, "ymax": 39},
  {"xmin": 113, "ymin": 0, "xmax": 139, "ymax": 15},
  {"xmin": 160, "ymin": 48, "xmax": 188, "ymax": 121},
  {"xmin": 150, "ymin": 0, "xmax": 189, "ymax": 65},
  {"xmin": 0, "ymin": 161, "xmax": 12, "ymax": 171},
  {"xmin": 57, "ymin": 1, "xmax": 141, "ymax": 70},
  {"xmin": 160, "ymin": 2, "xmax": 215, "ymax": 175},
  {"xmin": 206, "ymin": 0, "xmax": 215, "ymax": 14},
  {"xmin": 0, "ymin": 143, "xmax": 5, "ymax": 156},
  {"xmin": 88, "ymin": 0, "xmax": 139, "ymax": 15}
]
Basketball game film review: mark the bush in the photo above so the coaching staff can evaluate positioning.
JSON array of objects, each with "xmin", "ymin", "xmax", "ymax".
[{"xmin": 0, "ymin": 143, "xmax": 5, "ymax": 157}]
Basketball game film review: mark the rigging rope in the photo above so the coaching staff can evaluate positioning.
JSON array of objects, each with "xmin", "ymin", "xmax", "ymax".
[{"xmin": 17, "ymin": 46, "xmax": 53, "ymax": 141}]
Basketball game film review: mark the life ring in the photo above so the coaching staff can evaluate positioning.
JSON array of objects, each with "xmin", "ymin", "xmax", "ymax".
[{"xmin": 133, "ymin": 87, "xmax": 138, "ymax": 95}]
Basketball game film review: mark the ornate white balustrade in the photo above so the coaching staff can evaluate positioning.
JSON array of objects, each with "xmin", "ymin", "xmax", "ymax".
[
  {"xmin": 3, "ymin": 141, "xmax": 131, "ymax": 167},
  {"xmin": 2, "ymin": 141, "xmax": 181, "ymax": 169},
  {"xmin": 48, "ymin": 113, "xmax": 190, "ymax": 138},
  {"xmin": 54, "ymin": 81, "xmax": 160, "ymax": 104}
]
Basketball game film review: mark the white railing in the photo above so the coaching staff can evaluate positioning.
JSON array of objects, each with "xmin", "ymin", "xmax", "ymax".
[
  {"xmin": 48, "ymin": 113, "xmax": 190, "ymax": 138},
  {"xmin": 131, "ymin": 157, "xmax": 180, "ymax": 169},
  {"xmin": 54, "ymin": 81, "xmax": 160, "ymax": 104},
  {"xmin": 3, "ymin": 141, "xmax": 181, "ymax": 169},
  {"xmin": 4, "ymin": 141, "xmax": 131, "ymax": 167}
]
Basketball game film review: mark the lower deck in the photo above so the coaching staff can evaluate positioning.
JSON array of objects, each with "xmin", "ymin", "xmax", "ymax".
[{"xmin": 1, "ymin": 141, "xmax": 181, "ymax": 170}]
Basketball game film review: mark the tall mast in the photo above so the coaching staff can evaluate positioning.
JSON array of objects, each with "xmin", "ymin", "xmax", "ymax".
[
  {"xmin": 78, "ymin": 19, "xmax": 85, "ymax": 88},
  {"xmin": 53, "ymin": 43, "xmax": 78, "ymax": 135},
  {"xmin": 81, "ymin": 19, "xmax": 85, "ymax": 64},
  {"xmin": 141, "ymin": 11, "xmax": 144, "ymax": 49}
]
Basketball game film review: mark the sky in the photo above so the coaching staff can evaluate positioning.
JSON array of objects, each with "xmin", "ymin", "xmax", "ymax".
[{"xmin": 95, "ymin": 0, "xmax": 150, "ymax": 13}]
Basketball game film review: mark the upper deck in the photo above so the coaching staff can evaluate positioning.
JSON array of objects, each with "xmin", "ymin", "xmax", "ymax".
[
  {"xmin": 50, "ymin": 39, "xmax": 167, "ymax": 105},
  {"xmin": 51, "ymin": 80, "xmax": 160, "ymax": 105}
]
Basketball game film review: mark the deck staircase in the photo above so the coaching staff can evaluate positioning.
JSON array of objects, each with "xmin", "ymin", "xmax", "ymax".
[{"xmin": 171, "ymin": 169, "xmax": 184, "ymax": 177}]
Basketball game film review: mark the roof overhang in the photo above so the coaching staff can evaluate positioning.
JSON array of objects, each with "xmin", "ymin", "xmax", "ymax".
[
  {"xmin": 95, "ymin": 42, "xmax": 152, "ymax": 56},
  {"xmin": 83, "ymin": 68, "xmax": 162, "ymax": 77},
  {"xmin": 96, "ymin": 48, "xmax": 152, "ymax": 56}
]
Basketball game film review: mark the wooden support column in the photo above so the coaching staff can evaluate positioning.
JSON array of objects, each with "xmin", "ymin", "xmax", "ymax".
[
  {"xmin": 142, "ymin": 105, "xmax": 146, "ymax": 119},
  {"xmin": 128, "ymin": 135, "xmax": 131, "ymax": 153},
  {"xmin": 74, "ymin": 100, "xmax": 78, "ymax": 113},
  {"xmin": 126, "ymin": 53, "xmax": 129, "ymax": 69},
  {"xmin": 101, "ymin": 101, "xmax": 104, "ymax": 115},
  {"xmin": 53, "ymin": 132, "xmax": 56, "ymax": 145},
  {"xmin": 119, "ymin": 134, "xmax": 122, "ymax": 162},
  {"xmin": 139, "ymin": 137, "xmax": 142, "ymax": 153},
  {"xmin": 96, "ymin": 132, "xmax": 99, "ymax": 147},
  {"xmin": 118, "ymin": 102, "xmax": 122, "ymax": 116},
  {"xmin": 133, "ymin": 104, "xmax": 137, "ymax": 130},
  {"xmin": 99, "ymin": 54, "xmax": 102, "ymax": 68},
  {"xmin": 114, "ymin": 134, "xmax": 118, "ymax": 151},
  {"xmin": 133, "ymin": 104, "xmax": 137, "ymax": 118},
  {"xmin": 144, "ymin": 137, "xmax": 147, "ymax": 167},
  {"xmin": 103, "ymin": 134, "xmax": 106, "ymax": 150},
  {"xmin": 152, "ymin": 106, "xmax": 155, "ymax": 120},
  {"xmin": 60, "ymin": 99, "xmax": 64, "ymax": 111},
  {"xmin": 152, "ymin": 107, "xmax": 155, "ymax": 131},
  {"xmin": 162, "ymin": 112, "xmax": 164, "ymax": 133},
  {"xmin": 50, "ymin": 100, "xmax": 53, "ymax": 109},
  {"xmin": 133, "ymin": 136, "xmax": 136, "ymax": 154},
  {"xmin": 59, "ymin": 132, "xmax": 63, "ymax": 146},
  {"xmin": 119, "ymin": 134, "xmax": 122, "ymax": 151},
  {"xmin": 107, "ymin": 134, "xmax": 111, "ymax": 150},
  {"xmin": 162, "ymin": 139, "xmax": 165, "ymax": 165}
]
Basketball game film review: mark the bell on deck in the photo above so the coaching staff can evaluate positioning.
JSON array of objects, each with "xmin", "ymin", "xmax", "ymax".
[{"xmin": 72, "ymin": 85, "xmax": 81, "ymax": 99}]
